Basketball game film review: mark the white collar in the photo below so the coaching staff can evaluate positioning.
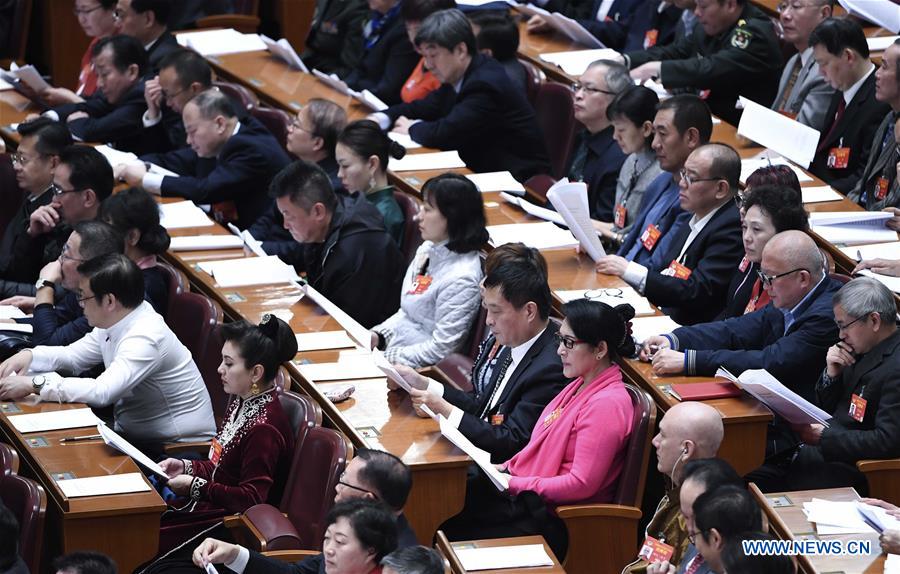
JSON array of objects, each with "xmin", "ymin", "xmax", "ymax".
[
  {"xmin": 843, "ymin": 64, "xmax": 875, "ymax": 106},
  {"xmin": 688, "ymin": 200, "xmax": 726, "ymax": 232},
  {"xmin": 799, "ymin": 46, "xmax": 813, "ymax": 67},
  {"xmin": 105, "ymin": 301, "xmax": 152, "ymax": 340},
  {"xmin": 232, "ymin": 120, "xmax": 242, "ymax": 137}
]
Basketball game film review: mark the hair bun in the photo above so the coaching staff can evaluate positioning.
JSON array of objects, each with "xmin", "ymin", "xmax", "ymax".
[
  {"xmin": 259, "ymin": 314, "xmax": 299, "ymax": 362},
  {"xmin": 389, "ymin": 140, "xmax": 407, "ymax": 160},
  {"xmin": 613, "ymin": 304, "xmax": 637, "ymax": 358}
]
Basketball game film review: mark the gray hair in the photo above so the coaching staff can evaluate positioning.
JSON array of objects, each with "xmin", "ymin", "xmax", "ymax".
[
  {"xmin": 833, "ymin": 276, "xmax": 897, "ymax": 324},
  {"xmin": 187, "ymin": 89, "xmax": 237, "ymax": 120},
  {"xmin": 304, "ymin": 98, "xmax": 348, "ymax": 156},
  {"xmin": 588, "ymin": 59, "xmax": 632, "ymax": 95},
  {"xmin": 380, "ymin": 546, "xmax": 444, "ymax": 574},
  {"xmin": 415, "ymin": 9, "xmax": 476, "ymax": 55}
]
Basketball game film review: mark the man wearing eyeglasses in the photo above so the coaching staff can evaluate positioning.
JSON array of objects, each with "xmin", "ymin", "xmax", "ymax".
[{"xmin": 142, "ymin": 49, "xmax": 213, "ymax": 153}]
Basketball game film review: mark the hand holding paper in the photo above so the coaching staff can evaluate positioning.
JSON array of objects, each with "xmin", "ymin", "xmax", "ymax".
[{"xmin": 546, "ymin": 180, "xmax": 606, "ymax": 261}]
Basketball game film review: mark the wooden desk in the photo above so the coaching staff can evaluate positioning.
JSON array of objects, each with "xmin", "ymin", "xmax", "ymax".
[
  {"xmin": 0, "ymin": 401, "xmax": 165, "ymax": 573},
  {"xmin": 0, "ymin": 91, "xmax": 38, "ymax": 147},
  {"xmin": 751, "ymin": 484, "xmax": 885, "ymax": 574},
  {"xmin": 437, "ymin": 533, "xmax": 566, "ymax": 574}
]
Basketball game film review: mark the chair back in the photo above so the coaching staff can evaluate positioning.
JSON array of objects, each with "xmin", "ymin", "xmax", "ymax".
[
  {"xmin": 232, "ymin": 0, "xmax": 260, "ymax": 14},
  {"xmin": 279, "ymin": 427, "xmax": 352, "ymax": 549},
  {"xmin": 0, "ymin": 473, "xmax": 46, "ymax": 573},
  {"xmin": 0, "ymin": 0, "xmax": 31, "ymax": 64},
  {"xmin": 613, "ymin": 384, "xmax": 657, "ymax": 508},
  {"xmin": 518, "ymin": 57, "xmax": 544, "ymax": 106},
  {"xmin": 214, "ymin": 81, "xmax": 258, "ymax": 112},
  {"xmin": 392, "ymin": 191, "xmax": 422, "ymax": 266},
  {"xmin": 155, "ymin": 260, "xmax": 187, "ymax": 321},
  {"xmin": 279, "ymin": 389, "xmax": 322, "ymax": 441},
  {"xmin": 0, "ymin": 443, "xmax": 18, "ymax": 476},
  {"xmin": 251, "ymin": 107, "xmax": 293, "ymax": 153},
  {"xmin": 534, "ymin": 82, "xmax": 577, "ymax": 180},
  {"xmin": 200, "ymin": 324, "xmax": 229, "ymax": 427},
  {"xmin": 523, "ymin": 174, "xmax": 557, "ymax": 203}
]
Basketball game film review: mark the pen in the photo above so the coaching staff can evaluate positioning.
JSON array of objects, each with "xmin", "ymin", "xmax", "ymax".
[
  {"xmin": 856, "ymin": 250, "xmax": 863, "ymax": 263},
  {"xmin": 59, "ymin": 434, "xmax": 102, "ymax": 443}
]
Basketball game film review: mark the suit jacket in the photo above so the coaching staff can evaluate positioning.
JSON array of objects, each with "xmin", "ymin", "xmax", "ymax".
[
  {"xmin": 0, "ymin": 188, "xmax": 53, "ymax": 282},
  {"xmin": 567, "ymin": 126, "xmax": 627, "ymax": 221},
  {"xmin": 809, "ymin": 71, "xmax": 890, "ymax": 194},
  {"xmin": 626, "ymin": 3, "xmax": 782, "ymax": 125},
  {"xmin": 443, "ymin": 324, "xmax": 568, "ymax": 463},
  {"xmin": 577, "ymin": 0, "xmax": 642, "ymax": 50},
  {"xmin": 617, "ymin": 171, "xmax": 683, "ymax": 270},
  {"xmin": 848, "ymin": 110, "xmax": 900, "ymax": 210},
  {"xmin": 385, "ymin": 54, "xmax": 551, "ymax": 182},
  {"xmin": 344, "ymin": 11, "xmax": 418, "ymax": 105},
  {"xmin": 52, "ymin": 80, "xmax": 150, "ymax": 154},
  {"xmin": 303, "ymin": 0, "xmax": 368, "ymax": 77},
  {"xmin": 815, "ymin": 329, "xmax": 900, "ymax": 464},
  {"xmin": 623, "ymin": 0, "xmax": 683, "ymax": 52},
  {"xmin": 719, "ymin": 260, "xmax": 757, "ymax": 319},
  {"xmin": 771, "ymin": 49, "xmax": 835, "ymax": 132},
  {"xmin": 644, "ymin": 202, "xmax": 744, "ymax": 325},
  {"xmin": 140, "ymin": 115, "xmax": 291, "ymax": 228},
  {"xmin": 146, "ymin": 31, "xmax": 181, "ymax": 73}
]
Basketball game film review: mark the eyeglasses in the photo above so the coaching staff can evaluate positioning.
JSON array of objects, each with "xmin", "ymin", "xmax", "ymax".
[
  {"xmin": 162, "ymin": 86, "xmax": 188, "ymax": 102},
  {"xmin": 776, "ymin": 1, "xmax": 823, "ymax": 13},
  {"xmin": 584, "ymin": 287, "xmax": 623, "ymax": 300},
  {"xmin": 687, "ymin": 529, "xmax": 709, "ymax": 544},
  {"xmin": 58, "ymin": 243, "xmax": 85, "ymax": 264},
  {"xmin": 756, "ymin": 267, "xmax": 806, "ymax": 287},
  {"xmin": 836, "ymin": 314, "xmax": 867, "ymax": 331},
  {"xmin": 571, "ymin": 83, "xmax": 617, "ymax": 96},
  {"xmin": 289, "ymin": 118, "xmax": 315, "ymax": 135},
  {"xmin": 337, "ymin": 473, "xmax": 377, "ymax": 498},
  {"xmin": 73, "ymin": 4, "xmax": 104, "ymax": 16},
  {"xmin": 50, "ymin": 183, "xmax": 86, "ymax": 197},
  {"xmin": 679, "ymin": 169, "xmax": 724, "ymax": 187},
  {"xmin": 11, "ymin": 152, "xmax": 46, "ymax": 166},
  {"xmin": 77, "ymin": 293, "xmax": 99, "ymax": 307},
  {"xmin": 555, "ymin": 332, "xmax": 587, "ymax": 350}
]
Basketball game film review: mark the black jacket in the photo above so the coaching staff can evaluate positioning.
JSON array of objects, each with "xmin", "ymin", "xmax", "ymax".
[
  {"xmin": 52, "ymin": 80, "xmax": 151, "ymax": 154},
  {"xmin": 443, "ymin": 325, "xmax": 568, "ymax": 463},
  {"xmin": 567, "ymin": 126, "xmax": 627, "ymax": 221},
  {"xmin": 719, "ymin": 260, "xmax": 757, "ymax": 320},
  {"xmin": 0, "ymin": 188, "xmax": 53, "ymax": 282},
  {"xmin": 283, "ymin": 192, "xmax": 403, "ymax": 328},
  {"xmin": 147, "ymin": 32, "xmax": 181, "ymax": 73},
  {"xmin": 344, "ymin": 10, "xmax": 418, "ymax": 105},
  {"xmin": 385, "ymin": 54, "xmax": 551, "ymax": 182},
  {"xmin": 303, "ymin": 0, "xmax": 368, "ymax": 77}
]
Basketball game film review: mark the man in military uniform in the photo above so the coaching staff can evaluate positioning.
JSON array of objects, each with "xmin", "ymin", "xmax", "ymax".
[{"xmin": 623, "ymin": 0, "xmax": 782, "ymax": 125}]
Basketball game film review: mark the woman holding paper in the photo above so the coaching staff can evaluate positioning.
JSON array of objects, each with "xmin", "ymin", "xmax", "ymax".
[
  {"xmin": 156, "ymin": 315, "xmax": 297, "ymax": 544},
  {"xmin": 100, "ymin": 187, "xmax": 171, "ymax": 315},
  {"xmin": 441, "ymin": 299, "xmax": 636, "ymax": 559},
  {"xmin": 371, "ymin": 173, "xmax": 487, "ymax": 368}
]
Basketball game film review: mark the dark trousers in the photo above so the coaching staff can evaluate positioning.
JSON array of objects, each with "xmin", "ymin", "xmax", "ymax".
[{"xmin": 746, "ymin": 445, "xmax": 868, "ymax": 494}]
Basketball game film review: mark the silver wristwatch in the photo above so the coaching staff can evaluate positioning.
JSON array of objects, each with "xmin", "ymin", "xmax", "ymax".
[{"xmin": 31, "ymin": 375, "xmax": 47, "ymax": 394}]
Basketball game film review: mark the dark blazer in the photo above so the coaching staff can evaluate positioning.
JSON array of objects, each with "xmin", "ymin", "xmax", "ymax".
[
  {"xmin": 146, "ymin": 31, "xmax": 181, "ymax": 73},
  {"xmin": 719, "ymin": 260, "xmax": 757, "ymax": 319},
  {"xmin": 809, "ymin": 72, "xmax": 890, "ymax": 195},
  {"xmin": 443, "ymin": 325, "xmax": 568, "ymax": 463},
  {"xmin": 644, "ymin": 202, "xmax": 744, "ymax": 325},
  {"xmin": 617, "ymin": 171, "xmax": 683, "ymax": 270},
  {"xmin": 0, "ymin": 189, "xmax": 53, "ymax": 282},
  {"xmin": 384, "ymin": 53, "xmax": 551, "ymax": 182},
  {"xmin": 344, "ymin": 11, "xmax": 418, "ymax": 105},
  {"xmin": 577, "ymin": 0, "xmax": 642, "ymax": 50},
  {"xmin": 568, "ymin": 126, "xmax": 627, "ymax": 221},
  {"xmin": 140, "ymin": 115, "xmax": 292, "ymax": 228},
  {"xmin": 623, "ymin": 0, "xmax": 683, "ymax": 51},
  {"xmin": 53, "ymin": 80, "xmax": 150, "ymax": 154},
  {"xmin": 849, "ymin": 111, "xmax": 900, "ymax": 210},
  {"xmin": 303, "ymin": 0, "xmax": 368, "ymax": 77},
  {"xmin": 815, "ymin": 329, "xmax": 900, "ymax": 463},
  {"xmin": 667, "ymin": 276, "xmax": 841, "ymax": 402}
]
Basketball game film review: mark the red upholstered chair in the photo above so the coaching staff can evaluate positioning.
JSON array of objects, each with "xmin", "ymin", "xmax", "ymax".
[
  {"xmin": 393, "ymin": 191, "xmax": 423, "ymax": 266},
  {"xmin": 196, "ymin": 0, "xmax": 260, "ymax": 33},
  {"xmin": 555, "ymin": 384, "xmax": 657, "ymax": 574},
  {"xmin": 199, "ymin": 324, "xmax": 229, "ymax": 426},
  {"xmin": 0, "ymin": 442, "xmax": 18, "ymax": 475},
  {"xmin": 227, "ymin": 426, "xmax": 353, "ymax": 551},
  {"xmin": 251, "ymin": 107, "xmax": 293, "ymax": 153},
  {"xmin": 534, "ymin": 82, "xmax": 577, "ymax": 180},
  {"xmin": 154, "ymin": 260, "xmax": 187, "ymax": 321},
  {"xmin": 518, "ymin": 57, "xmax": 544, "ymax": 106},
  {"xmin": 214, "ymin": 81, "xmax": 259, "ymax": 112},
  {"xmin": 523, "ymin": 174, "xmax": 557, "ymax": 204},
  {"xmin": 0, "ymin": 473, "xmax": 47, "ymax": 573}
]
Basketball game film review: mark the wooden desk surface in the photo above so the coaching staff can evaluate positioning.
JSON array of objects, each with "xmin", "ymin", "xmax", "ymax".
[
  {"xmin": 0, "ymin": 401, "xmax": 165, "ymax": 572},
  {"xmin": 442, "ymin": 535, "xmax": 566, "ymax": 574},
  {"xmin": 753, "ymin": 485, "xmax": 885, "ymax": 574}
]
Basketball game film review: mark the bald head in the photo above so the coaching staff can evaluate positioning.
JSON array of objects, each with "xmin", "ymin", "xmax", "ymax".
[
  {"xmin": 652, "ymin": 402, "xmax": 724, "ymax": 482},
  {"xmin": 763, "ymin": 231, "xmax": 823, "ymax": 277}
]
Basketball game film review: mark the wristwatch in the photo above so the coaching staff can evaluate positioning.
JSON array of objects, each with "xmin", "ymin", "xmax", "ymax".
[
  {"xmin": 31, "ymin": 375, "xmax": 47, "ymax": 394},
  {"xmin": 34, "ymin": 278, "xmax": 55, "ymax": 291}
]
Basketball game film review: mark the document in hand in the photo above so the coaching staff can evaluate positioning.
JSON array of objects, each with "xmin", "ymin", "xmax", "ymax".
[
  {"xmin": 500, "ymin": 192, "xmax": 565, "ymax": 225},
  {"xmin": 302, "ymin": 283, "xmax": 372, "ymax": 348},
  {"xmin": 57, "ymin": 472, "xmax": 151, "ymax": 498},
  {"xmin": 97, "ymin": 423, "xmax": 167, "ymax": 480},
  {"xmin": 0, "ymin": 323, "xmax": 32, "ymax": 334},
  {"xmin": 547, "ymin": 179, "xmax": 606, "ymax": 261},
  {"xmin": 176, "ymin": 29, "xmax": 267, "ymax": 56},
  {"xmin": 539, "ymin": 49, "xmax": 622, "ymax": 76},
  {"xmin": 840, "ymin": 241, "xmax": 900, "ymax": 261},
  {"xmin": 8, "ymin": 407, "xmax": 101, "ymax": 433},
  {"xmin": 856, "ymin": 501, "xmax": 900, "ymax": 534},
  {"xmin": 715, "ymin": 368, "xmax": 831, "ymax": 426},
  {"xmin": 159, "ymin": 201, "xmax": 215, "ymax": 229},
  {"xmin": 226, "ymin": 223, "xmax": 268, "ymax": 257},
  {"xmin": 389, "ymin": 151, "xmax": 466, "ymax": 171},
  {"xmin": 737, "ymin": 97, "xmax": 821, "ymax": 169},
  {"xmin": 0, "ymin": 305, "xmax": 25, "ymax": 320},
  {"xmin": 387, "ymin": 131, "xmax": 421, "ymax": 150},
  {"xmin": 310, "ymin": 70, "xmax": 387, "ymax": 111},
  {"xmin": 628, "ymin": 315, "xmax": 681, "ymax": 344},
  {"xmin": 809, "ymin": 211, "xmax": 898, "ymax": 245},
  {"xmin": 168, "ymin": 235, "xmax": 245, "ymax": 251},
  {"xmin": 370, "ymin": 351, "xmax": 437, "ymax": 419},
  {"xmin": 260, "ymin": 35, "xmax": 308, "ymax": 72},
  {"xmin": 487, "ymin": 221, "xmax": 578, "ymax": 250},
  {"xmin": 1, "ymin": 63, "xmax": 50, "ymax": 93},
  {"xmin": 438, "ymin": 416, "xmax": 510, "ymax": 491},
  {"xmin": 837, "ymin": 0, "xmax": 900, "ymax": 33},
  {"xmin": 554, "ymin": 287, "xmax": 655, "ymax": 315},
  {"xmin": 467, "ymin": 172, "xmax": 526, "ymax": 194},
  {"xmin": 455, "ymin": 545, "xmax": 554, "ymax": 571},
  {"xmin": 197, "ymin": 255, "xmax": 301, "ymax": 287}
]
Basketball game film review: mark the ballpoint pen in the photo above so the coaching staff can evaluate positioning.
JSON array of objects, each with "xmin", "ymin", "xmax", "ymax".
[{"xmin": 59, "ymin": 434, "xmax": 102, "ymax": 443}]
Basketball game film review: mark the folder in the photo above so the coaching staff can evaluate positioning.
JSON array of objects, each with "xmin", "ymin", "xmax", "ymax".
[{"xmin": 670, "ymin": 381, "xmax": 742, "ymax": 401}]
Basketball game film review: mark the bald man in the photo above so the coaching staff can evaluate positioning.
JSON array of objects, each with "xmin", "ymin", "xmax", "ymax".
[{"xmin": 622, "ymin": 402, "xmax": 723, "ymax": 574}]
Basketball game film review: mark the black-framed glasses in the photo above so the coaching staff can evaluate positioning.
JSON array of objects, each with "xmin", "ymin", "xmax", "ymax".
[
  {"xmin": 756, "ymin": 267, "xmax": 806, "ymax": 288},
  {"xmin": 50, "ymin": 183, "xmax": 86, "ymax": 197},
  {"xmin": 555, "ymin": 332, "xmax": 587, "ymax": 350},
  {"xmin": 679, "ymin": 168, "xmax": 724, "ymax": 187},
  {"xmin": 571, "ymin": 83, "xmax": 616, "ymax": 96},
  {"xmin": 337, "ymin": 473, "xmax": 377, "ymax": 498},
  {"xmin": 687, "ymin": 529, "xmax": 708, "ymax": 544},
  {"xmin": 73, "ymin": 4, "xmax": 104, "ymax": 16},
  {"xmin": 836, "ymin": 314, "xmax": 867, "ymax": 331},
  {"xmin": 162, "ymin": 86, "xmax": 188, "ymax": 102}
]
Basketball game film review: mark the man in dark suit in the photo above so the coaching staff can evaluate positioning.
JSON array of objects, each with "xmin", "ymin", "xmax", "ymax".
[
  {"xmin": 142, "ymin": 49, "xmax": 213, "ymax": 153},
  {"xmin": 47, "ymin": 35, "xmax": 150, "ymax": 154},
  {"xmin": 400, "ymin": 244, "xmax": 567, "ymax": 463},
  {"xmin": 303, "ymin": 0, "xmax": 368, "ymax": 77},
  {"xmin": 114, "ymin": 0, "xmax": 181, "ymax": 73},
  {"xmin": 808, "ymin": 18, "xmax": 889, "ymax": 194},
  {"xmin": 117, "ymin": 89, "xmax": 291, "ymax": 228},
  {"xmin": 603, "ymin": 143, "xmax": 744, "ymax": 325},
  {"xmin": 749, "ymin": 277, "xmax": 900, "ymax": 493},
  {"xmin": 623, "ymin": 0, "xmax": 684, "ymax": 51},
  {"xmin": 526, "ymin": 0, "xmax": 642, "ymax": 50},
  {"xmin": 377, "ymin": 9, "xmax": 550, "ymax": 182}
]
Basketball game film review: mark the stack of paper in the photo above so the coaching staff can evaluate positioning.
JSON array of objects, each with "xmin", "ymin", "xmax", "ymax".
[
  {"xmin": 439, "ymin": 416, "xmax": 509, "ymax": 491},
  {"xmin": 57, "ymin": 473, "xmax": 151, "ymax": 498},
  {"xmin": 159, "ymin": 202, "xmax": 214, "ymax": 229},
  {"xmin": 176, "ymin": 29, "xmax": 267, "ymax": 56},
  {"xmin": 97, "ymin": 424, "xmax": 167, "ymax": 479},
  {"xmin": 800, "ymin": 186, "xmax": 843, "ymax": 204},
  {"xmin": 737, "ymin": 97, "xmax": 820, "ymax": 169},
  {"xmin": 467, "ymin": 172, "xmax": 525, "ymax": 194},
  {"xmin": 310, "ymin": 70, "xmax": 388, "ymax": 111},
  {"xmin": 488, "ymin": 221, "xmax": 578, "ymax": 250},
  {"xmin": 856, "ymin": 501, "xmax": 900, "ymax": 534},
  {"xmin": 514, "ymin": 3, "xmax": 604, "ymax": 47},
  {"xmin": 8, "ymin": 407, "xmax": 101, "ymax": 433},
  {"xmin": 868, "ymin": 35, "xmax": 900, "ymax": 52},
  {"xmin": 716, "ymin": 368, "xmax": 830, "ymax": 426},
  {"xmin": 739, "ymin": 155, "xmax": 813, "ymax": 184},
  {"xmin": 0, "ymin": 305, "xmax": 26, "ymax": 320},
  {"xmin": 169, "ymin": 235, "xmax": 245, "ymax": 251},
  {"xmin": 0, "ymin": 63, "xmax": 50, "ymax": 93},
  {"xmin": 294, "ymin": 330, "xmax": 357, "ymax": 352},
  {"xmin": 837, "ymin": 0, "xmax": 900, "ymax": 33},
  {"xmin": 539, "ymin": 48, "xmax": 622, "ymax": 76},
  {"xmin": 547, "ymin": 179, "xmax": 606, "ymax": 261},
  {"xmin": 500, "ymin": 192, "xmax": 565, "ymax": 225},
  {"xmin": 389, "ymin": 151, "xmax": 466, "ymax": 172},
  {"xmin": 260, "ymin": 35, "xmax": 308, "ymax": 71},
  {"xmin": 296, "ymin": 358, "xmax": 384, "ymax": 382},
  {"xmin": 629, "ymin": 315, "xmax": 681, "ymax": 344},
  {"xmin": 802, "ymin": 499, "xmax": 874, "ymax": 535},
  {"xmin": 555, "ymin": 287, "xmax": 655, "ymax": 316},
  {"xmin": 197, "ymin": 255, "xmax": 300, "ymax": 287},
  {"xmin": 455, "ymin": 545, "xmax": 554, "ymax": 571},
  {"xmin": 809, "ymin": 211, "xmax": 898, "ymax": 245}
]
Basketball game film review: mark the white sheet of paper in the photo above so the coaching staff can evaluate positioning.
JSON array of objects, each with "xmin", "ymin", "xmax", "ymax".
[
  {"xmin": 455, "ymin": 545, "xmax": 554, "ymax": 571},
  {"xmin": 389, "ymin": 151, "xmax": 465, "ymax": 171},
  {"xmin": 0, "ymin": 323, "xmax": 32, "ymax": 334},
  {"xmin": 857, "ymin": 502, "xmax": 900, "ymax": 534},
  {"xmin": 311, "ymin": 69, "xmax": 354, "ymax": 96},
  {"xmin": 737, "ymin": 97, "xmax": 821, "ymax": 169},
  {"xmin": 640, "ymin": 78, "xmax": 672, "ymax": 99},
  {"xmin": 858, "ymin": 269, "xmax": 900, "ymax": 293},
  {"xmin": 841, "ymin": 241, "xmax": 900, "ymax": 261},
  {"xmin": 467, "ymin": 172, "xmax": 525, "ymax": 194},
  {"xmin": 885, "ymin": 553, "xmax": 900, "ymax": 574},
  {"xmin": 57, "ymin": 472, "xmax": 151, "ymax": 498},
  {"xmin": 356, "ymin": 89, "xmax": 388, "ymax": 112},
  {"xmin": 809, "ymin": 211, "xmax": 893, "ymax": 227},
  {"xmin": 94, "ymin": 144, "xmax": 138, "ymax": 169},
  {"xmin": 302, "ymin": 284, "xmax": 372, "ymax": 349},
  {"xmin": 0, "ymin": 76, "xmax": 12, "ymax": 91},
  {"xmin": 868, "ymin": 35, "xmax": 900, "ymax": 52},
  {"xmin": 740, "ymin": 155, "xmax": 813, "ymax": 184},
  {"xmin": 551, "ymin": 13, "xmax": 605, "ymax": 48},
  {"xmin": 539, "ymin": 48, "xmax": 622, "ymax": 76},
  {"xmin": 387, "ymin": 131, "xmax": 421, "ymax": 150},
  {"xmin": 803, "ymin": 499, "xmax": 873, "ymax": 531},
  {"xmin": 554, "ymin": 287, "xmax": 655, "ymax": 316},
  {"xmin": 260, "ymin": 35, "xmax": 308, "ymax": 71},
  {"xmin": 297, "ymin": 360, "xmax": 384, "ymax": 382},
  {"xmin": 629, "ymin": 315, "xmax": 681, "ymax": 344},
  {"xmin": 12, "ymin": 65, "xmax": 50, "ymax": 92},
  {"xmin": 96, "ymin": 424, "xmax": 167, "ymax": 479},
  {"xmin": 197, "ymin": 255, "xmax": 300, "ymax": 287},
  {"xmin": 159, "ymin": 201, "xmax": 215, "ymax": 229},
  {"xmin": 500, "ymin": 192, "xmax": 565, "ymax": 225},
  {"xmin": 295, "ymin": 330, "xmax": 357, "ymax": 352},
  {"xmin": 228, "ymin": 224, "xmax": 269, "ymax": 257},
  {"xmin": 547, "ymin": 179, "xmax": 606, "ymax": 261},
  {"xmin": 169, "ymin": 235, "xmax": 245, "ymax": 251},
  {"xmin": 438, "ymin": 416, "xmax": 509, "ymax": 491},
  {"xmin": 488, "ymin": 221, "xmax": 578, "ymax": 250},
  {"xmin": 0, "ymin": 305, "xmax": 25, "ymax": 320},
  {"xmin": 800, "ymin": 186, "xmax": 844, "ymax": 204},
  {"xmin": 177, "ymin": 29, "xmax": 266, "ymax": 55},
  {"xmin": 8, "ymin": 407, "xmax": 101, "ymax": 433},
  {"xmin": 812, "ymin": 225, "xmax": 899, "ymax": 246},
  {"xmin": 716, "ymin": 368, "xmax": 831, "ymax": 426},
  {"xmin": 837, "ymin": 0, "xmax": 900, "ymax": 33}
]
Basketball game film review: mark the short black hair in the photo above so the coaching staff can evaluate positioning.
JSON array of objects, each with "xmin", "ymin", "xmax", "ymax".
[
  {"xmin": 657, "ymin": 95, "xmax": 713, "ymax": 143},
  {"xmin": 606, "ymin": 86, "xmax": 659, "ymax": 147},
  {"xmin": 59, "ymin": 145, "xmax": 114, "ymax": 202},
  {"xmin": 470, "ymin": 11, "xmax": 519, "ymax": 62},
  {"xmin": 16, "ymin": 117, "xmax": 73, "ymax": 156},
  {"xmin": 130, "ymin": 0, "xmax": 172, "ymax": 26},
  {"xmin": 381, "ymin": 546, "xmax": 445, "ymax": 574},
  {"xmin": 484, "ymin": 242, "xmax": 548, "ymax": 276},
  {"xmin": 722, "ymin": 532, "xmax": 796, "ymax": 574},
  {"xmin": 355, "ymin": 448, "xmax": 413, "ymax": 511},
  {"xmin": 809, "ymin": 17, "xmax": 869, "ymax": 58},
  {"xmin": 338, "ymin": 120, "xmax": 406, "ymax": 175},
  {"xmin": 482, "ymin": 245, "xmax": 551, "ymax": 320},
  {"xmin": 222, "ymin": 315, "xmax": 299, "ymax": 381},
  {"xmin": 77, "ymin": 253, "xmax": 145, "ymax": 309},
  {"xmin": 325, "ymin": 500, "xmax": 398, "ymax": 563},
  {"xmin": 681, "ymin": 458, "xmax": 742, "ymax": 493},
  {"xmin": 73, "ymin": 220, "xmax": 125, "ymax": 261},
  {"xmin": 0, "ymin": 501, "xmax": 18, "ymax": 569},
  {"xmin": 158, "ymin": 49, "xmax": 213, "ymax": 90},
  {"xmin": 415, "ymin": 9, "xmax": 477, "ymax": 56},
  {"xmin": 562, "ymin": 299, "xmax": 636, "ymax": 359},
  {"xmin": 51, "ymin": 551, "xmax": 118, "ymax": 574},
  {"xmin": 694, "ymin": 485, "xmax": 763, "ymax": 545},
  {"xmin": 742, "ymin": 185, "xmax": 809, "ymax": 232},
  {"xmin": 100, "ymin": 187, "xmax": 170, "ymax": 256},
  {"xmin": 269, "ymin": 160, "xmax": 337, "ymax": 213},
  {"xmin": 421, "ymin": 173, "xmax": 488, "ymax": 253},
  {"xmin": 401, "ymin": 0, "xmax": 457, "ymax": 23},
  {"xmin": 92, "ymin": 35, "xmax": 148, "ymax": 77}
]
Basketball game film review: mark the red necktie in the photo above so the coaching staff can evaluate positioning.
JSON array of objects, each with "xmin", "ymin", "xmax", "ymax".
[{"xmin": 818, "ymin": 97, "xmax": 846, "ymax": 152}]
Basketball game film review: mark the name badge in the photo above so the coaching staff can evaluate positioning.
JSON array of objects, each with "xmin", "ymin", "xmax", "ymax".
[
  {"xmin": 875, "ymin": 177, "xmax": 890, "ymax": 201},
  {"xmin": 407, "ymin": 275, "xmax": 432, "ymax": 295},
  {"xmin": 662, "ymin": 260, "xmax": 692, "ymax": 280},
  {"xmin": 543, "ymin": 408, "xmax": 562, "ymax": 428},
  {"xmin": 826, "ymin": 147, "xmax": 850, "ymax": 169},
  {"xmin": 490, "ymin": 413, "xmax": 505, "ymax": 426},
  {"xmin": 739, "ymin": 256, "xmax": 750, "ymax": 272},
  {"xmin": 614, "ymin": 204, "xmax": 627, "ymax": 229},
  {"xmin": 641, "ymin": 224, "xmax": 662, "ymax": 252},
  {"xmin": 849, "ymin": 394, "xmax": 867, "ymax": 423},
  {"xmin": 643, "ymin": 29, "xmax": 659, "ymax": 49},
  {"xmin": 209, "ymin": 438, "xmax": 223, "ymax": 465},
  {"xmin": 638, "ymin": 536, "xmax": 674, "ymax": 563}
]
